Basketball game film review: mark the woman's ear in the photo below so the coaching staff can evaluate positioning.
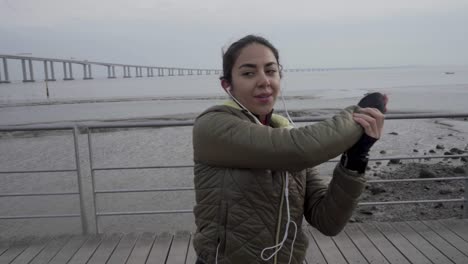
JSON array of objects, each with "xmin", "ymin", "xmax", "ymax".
[{"xmin": 221, "ymin": 79, "xmax": 231, "ymax": 91}]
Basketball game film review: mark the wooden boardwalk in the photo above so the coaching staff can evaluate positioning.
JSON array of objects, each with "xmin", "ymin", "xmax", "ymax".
[{"xmin": 1, "ymin": 219, "xmax": 467, "ymax": 264}]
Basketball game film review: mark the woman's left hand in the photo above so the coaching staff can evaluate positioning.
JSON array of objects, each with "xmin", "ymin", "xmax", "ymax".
[{"xmin": 353, "ymin": 108, "xmax": 385, "ymax": 139}]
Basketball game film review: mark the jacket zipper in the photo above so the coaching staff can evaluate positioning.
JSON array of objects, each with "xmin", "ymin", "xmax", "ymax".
[{"xmin": 273, "ymin": 173, "xmax": 285, "ymax": 264}]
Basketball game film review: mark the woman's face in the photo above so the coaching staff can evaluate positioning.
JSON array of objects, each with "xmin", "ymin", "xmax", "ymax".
[{"xmin": 229, "ymin": 43, "xmax": 280, "ymax": 117}]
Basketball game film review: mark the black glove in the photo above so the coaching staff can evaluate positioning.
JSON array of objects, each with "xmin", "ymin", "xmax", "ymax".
[
  {"xmin": 357, "ymin": 92, "xmax": 387, "ymax": 113},
  {"xmin": 340, "ymin": 134, "xmax": 377, "ymax": 173},
  {"xmin": 340, "ymin": 92, "xmax": 386, "ymax": 173}
]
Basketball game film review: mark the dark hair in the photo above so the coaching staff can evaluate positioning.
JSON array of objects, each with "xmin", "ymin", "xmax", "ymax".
[{"xmin": 220, "ymin": 35, "xmax": 282, "ymax": 83}]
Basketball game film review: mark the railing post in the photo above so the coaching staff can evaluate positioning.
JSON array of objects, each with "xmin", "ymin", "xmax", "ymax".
[{"xmin": 73, "ymin": 126, "xmax": 98, "ymax": 234}]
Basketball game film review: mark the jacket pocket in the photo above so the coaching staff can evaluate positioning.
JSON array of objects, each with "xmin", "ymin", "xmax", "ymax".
[{"xmin": 217, "ymin": 201, "xmax": 228, "ymax": 257}]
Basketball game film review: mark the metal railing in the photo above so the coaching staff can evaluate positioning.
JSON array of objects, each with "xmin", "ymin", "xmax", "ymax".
[{"xmin": 1, "ymin": 113, "xmax": 467, "ymax": 234}]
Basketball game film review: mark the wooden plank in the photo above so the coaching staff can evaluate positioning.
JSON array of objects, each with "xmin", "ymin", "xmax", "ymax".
[
  {"xmin": 0, "ymin": 241, "xmax": 29, "ymax": 264},
  {"xmin": 48, "ymin": 236, "xmax": 88, "ymax": 264},
  {"xmin": 406, "ymin": 221, "xmax": 468, "ymax": 264},
  {"xmin": 303, "ymin": 227, "xmax": 327, "ymax": 264},
  {"xmin": 391, "ymin": 222, "xmax": 453, "ymax": 264},
  {"xmin": 29, "ymin": 236, "xmax": 71, "ymax": 264},
  {"xmin": 308, "ymin": 227, "xmax": 347, "ymax": 264},
  {"xmin": 10, "ymin": 238, "xmax": 50, "ymax": 264},
  {"xmin": 146, "ymin": 234, "xmax": 173, "ymax": 264},
  {"xmin": 331, "ymin": 227, "xmax": 368, "ymax": 264},
  {"xmin": 439, "ymin": 219, "xmax": 468, "ymax": 242},
  {"xmin": 126, "ymin": 232, "xmax": 157, "ymax": 264},
  {"xmin": 374, "ymin": 222, "xmax": 431, "ymax": 264},
  {"xmin": 105, "ymin": 233, "xmax": 139, "ymax": 264},
  {"xmin": 344, "ymin": 224, "xmax": 389, "ymax": 264},
  {"xmin": 166, "ymin": 232, "xmax": 191, "ymax": 264},
  {"xmin": 423, "ymin": 220, "xmax": 468, "ymax": 256},
  {"xmin": 185, "ymin": 234, "xmax": 198, "ymax": 264},
  {"xmin": 358, "ymin": 223, "xmax": 411, "ymax": 264},
  {"xmin": 86, "ymin": 234, "xmax": 122, "ymax": 264},
  {"xmin": 67, "ymin": 235, "xmax": 102, "ymax": 264}
]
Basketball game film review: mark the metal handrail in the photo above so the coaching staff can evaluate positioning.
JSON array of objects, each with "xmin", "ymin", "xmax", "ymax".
[
  {"xmin": 359, "ymin": 198, "xmax": 464, "ymax": 206},
  {"xmin": 91, "ymin": 176, "xmax": 468, "ymax": 195},
  {"xmin": 0, "ymin": 169, "xmax": 77, "ymax": 174},
  {"xmin": 1, "ymin": 112, "xmax": 467, "ymax": 234},
  {"xmin": 367, "ymin": 176, "xmax": 468, "ymax": 183},
  {"xmin": 1, "ymin": 112, "xmax": 468, "ymax": 131},
  {"xmin": 0, "ymin": 191, "xmax": 79, "ymax": 197},
  {"xmin": 0, "ymin": 214, "xmax": 81, "ymax": 219},
  {"xmin": 96, "ymin": 187, "xmax": 194, "ymax": 194}
]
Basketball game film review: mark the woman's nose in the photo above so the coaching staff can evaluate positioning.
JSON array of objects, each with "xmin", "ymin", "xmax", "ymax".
[{"xmin": 257, "ymin": 72, "xmax": 271, "ymax": 87}]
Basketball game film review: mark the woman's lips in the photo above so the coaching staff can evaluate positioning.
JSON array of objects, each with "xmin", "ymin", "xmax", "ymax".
[{"xmin": 254, "ymin": 94, "xmax": 272, "ymax": 103}]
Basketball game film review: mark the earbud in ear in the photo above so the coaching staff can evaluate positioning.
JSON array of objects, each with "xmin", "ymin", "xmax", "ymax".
[{"xmin": 221, "ymin": 79, "xmax": 232, "ymax": 92}]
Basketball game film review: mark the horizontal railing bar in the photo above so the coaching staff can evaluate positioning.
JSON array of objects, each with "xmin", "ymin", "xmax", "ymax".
[
  {"xmin": 367, "ymin": 154, "xmax": 468, "ymax": 161},
  {"xmin": 294, "ymin": 113, "xmax": 468, "ymax": 122},
  {"xmin": 87, "ymin": 121, "xmax": 195, "ymax": 129},
  {"xmin": 1, "ymin": 113, "xmax": 468, "ymax": 131},
  {"xmin": 96, "ymin": 176, "xmax": 468, "ymax": 194},
  {"xmin": 0, "ymin": 126, "xmax": 73, "ymax": 132},
  {"xmin": 0, "ymin": 192, "xmax": 79, "ymax": 197},
  {"xmin": 0, "ymin": 214, "xmax": 81, "ymax": 219},
  {"xmin": 78, "ymin": 113, "xmax": 468, "ymax": 129},
  {"xmin": 367, "ymin": 176, "xmax": 468, "ymax": 183},
  {"xmin": 93, "ymin": 165, "xmax": 194, "ymax": 171},
  {"xmin": 98, "ymin": 198, "xmax": 465, "ymax": 215},
  {"xmin": 359, "ymin": 198, "xmax": 464, "ymax": 206},
  {"xmin": 96, "ymin": 187, "xmax": 194, "ymax": 194},
  {"xmin": 93, "ymin": 154, "xmax": 467, "ymax": 171},
  {"xmin": 0, "ymin": 169, "xmax": 77, "ymax": 174},
  {"xmin": 324, "ymin": 154, "xmax": 468, "ymax": 163},
  {"xmin": 98, "ymin": 210, "xmax": 193, "ymax": 216}
]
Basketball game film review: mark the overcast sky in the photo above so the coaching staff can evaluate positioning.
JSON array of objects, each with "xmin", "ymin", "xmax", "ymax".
[{"xmin": 1, "ymin": 0, "xmax": 467, "ymax": 68}]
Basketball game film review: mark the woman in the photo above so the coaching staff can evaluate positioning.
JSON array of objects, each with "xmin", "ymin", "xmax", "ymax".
[{"xmin": 192, "ymin": 35, "xmax": 386, "ymax": 264}]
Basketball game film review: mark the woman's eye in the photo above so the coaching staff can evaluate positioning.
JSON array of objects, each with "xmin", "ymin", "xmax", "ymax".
[
  {"xmin": 266, "ymin": 69, "xmax": 277, "ymax": 75},
  {"xmin": 242, "ymin": 72, "xmax": 254, "ymax": 76}
]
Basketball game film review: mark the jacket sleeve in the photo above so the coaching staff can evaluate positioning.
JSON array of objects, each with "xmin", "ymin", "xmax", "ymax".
[
  {"xmin": 303, "ymin": 165, "xmax": 366, "ymax": 236},
  {"xmin": 193, "ymin": 106, "xmax": 363, "ymax": 170}
]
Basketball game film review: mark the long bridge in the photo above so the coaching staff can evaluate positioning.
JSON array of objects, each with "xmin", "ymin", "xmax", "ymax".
[
  {"xmin": 0, "ymin": 54, "xmax": 409, "ymax": 84},
  {"xmin": 0, "ymin": 55, "xmax": 222, "ymax": 83}
]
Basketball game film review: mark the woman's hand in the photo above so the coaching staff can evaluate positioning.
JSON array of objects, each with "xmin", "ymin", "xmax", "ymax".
[{"xmin": 353, "ymin": 108, "xmax": 385, "ymax": 139}]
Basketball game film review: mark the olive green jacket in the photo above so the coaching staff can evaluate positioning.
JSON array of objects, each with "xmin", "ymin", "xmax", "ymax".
[{"xmin": 192, "ymin": 101, "xmax": 367, "ymax": 264}]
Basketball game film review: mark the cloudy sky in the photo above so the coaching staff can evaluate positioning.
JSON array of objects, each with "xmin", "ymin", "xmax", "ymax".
[{"xmin": 1, "ymin": 0, "xmax": 467, "ymax": 68}]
